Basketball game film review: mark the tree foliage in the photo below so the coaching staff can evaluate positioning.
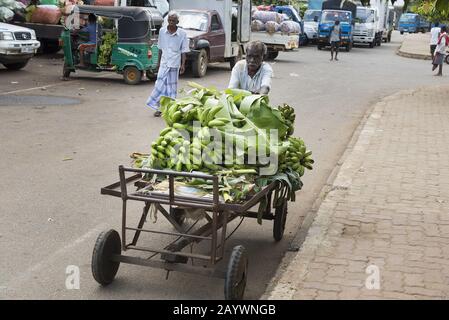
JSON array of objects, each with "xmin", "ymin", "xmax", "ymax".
[{"xmin": 408, "ymin": 0, "xmax": 449, "ymax": 22}]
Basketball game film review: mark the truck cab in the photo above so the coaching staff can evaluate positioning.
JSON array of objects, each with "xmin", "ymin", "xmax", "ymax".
[
  {"xmin": 398, "ymin": 13, "xmax": 419, "ymax": 34},
  {"xmin": 303, "ymin": 9, "xmax": 321, "ymax": 43},
  {"xmin": 0, "ymin": 22, "xmax": 40, "ymax": 70},
  {"xmin": 353, "ymin": 6, "xmax": 378, "ymax": 48},
  {"xmin": 317, "ymin": 9, "xmax": 353, "ymax": 51}
]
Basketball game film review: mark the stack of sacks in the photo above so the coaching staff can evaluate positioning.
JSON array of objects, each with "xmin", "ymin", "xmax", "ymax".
[
  {"xmin": 252, "ymin": 10, "xmax": 284, "ymax": 24},
  {"xmin": 30, "ymin": 4, "xmax": 61, "ymax": 24},
  {"xmin": 280, "ymin": 20, "xmax": 300, "ymax": 34},
  {"xmin": 251, "ymin": 19, "xmax": 265, "ymax": 32},
  {"xmin": 0, "ymin": 0, "xmax": 26, "ymax": 22},
  {"xmin": 93, "ymin": 0, "xmax": 114, "ymax": 5},
  {"xmin": 265, "ymin": 20, "xmax": 280, "ymax": 34}
]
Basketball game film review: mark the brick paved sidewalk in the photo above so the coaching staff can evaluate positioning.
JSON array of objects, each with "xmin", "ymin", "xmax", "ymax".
[{"xmin": 265, "ymin": 85, "xmax": 449, "ymax": 300}]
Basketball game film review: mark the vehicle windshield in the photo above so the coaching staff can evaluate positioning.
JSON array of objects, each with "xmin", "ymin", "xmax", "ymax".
[
  {"xmin": 356, "ymin": 8, "xmax": 375, "ymax": 23},
  {"xmin": 400, "ymin": 15, "xmax": 417, "ymax": 22},
  {"xmin": 321, "ymin": 10, "xmax": 351, "ymax": 23},
  {"xmin": 178, "ymin": 12, "xmax": 209, "ymax": 31},
  {"xmin": 153, "ymin": 0, "xmax": 169, "ymax": 16},
  {"xmin": 304, "ymin": 10, "xmax": 321, "ymax": 22}
]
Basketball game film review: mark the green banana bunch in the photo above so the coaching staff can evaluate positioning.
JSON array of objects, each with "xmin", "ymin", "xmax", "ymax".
[
  {"xmin": 279, "ymin": 103, "xmax": 296, "ymax": 139},
  {"xmin": 278, "ymin": 137, "xmax": 314, "ymax": 177}
]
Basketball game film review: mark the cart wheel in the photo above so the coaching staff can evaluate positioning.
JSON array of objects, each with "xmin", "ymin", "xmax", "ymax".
[
  {"xmin": 224, "ymin": 245, "xmax": 248, "ymax": 300},
  {"xmin": 273, "ymin": 200, "xmax": 288, "ymax": 242},
  {"xmin": 92, "ymin": 229, "xmax": 121, "ymax": 286},
  {"xmin": 123, "ymin": 66, "xmax": 142, "ymax": 85},
  {"xmin": 170, "ymin": 207, "xmax": 185, "ymax": 226}
]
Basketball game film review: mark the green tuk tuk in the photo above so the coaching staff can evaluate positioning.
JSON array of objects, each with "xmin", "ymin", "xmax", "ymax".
[{"xmin": 61, "ymin": 5, "xmax": 163, "ymax": 84}]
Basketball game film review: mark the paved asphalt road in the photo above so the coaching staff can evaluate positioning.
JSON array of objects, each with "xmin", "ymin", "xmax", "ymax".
[{"xmin": 0, "ymin": 31, "xmax": 444, "ymax": 299}]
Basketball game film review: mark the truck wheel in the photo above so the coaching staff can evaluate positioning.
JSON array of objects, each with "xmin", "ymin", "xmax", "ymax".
[
  {"xmin": 146, "ymin": 70, "xmax": 157, "ymax": 81},
  {"xmin": 369, "ymin": 40, "xmax": 375, "ymax": 48},
  {"xmin": 317, "ymin": 44, "xmax": 323, "ymax": 50},
  {"xmin": 445, "ymin": 55, "xmax": 449, "ymax": 65},
  {"xmin": 123, "ymin": 66, "xmax": 142, "ymax": 85},
  {"xmin": 400, "ymin": 31, "xmax": 404, "ymax": 35},
  {"xmin": 3, "ymin": 61, "xmax": 28, "ymax": 70},
  {"xmin": 387, "ymin": 33, "xmax": 392, "ymax": 42},
  {"xmin": 229, "ymin": 47, "xmax": 242, "ymax": 70},
  {"xmin": 266, "ymin": 51, "xmax": 279, "ymax": 61},
  {"xmin": 192, "ymin": 49, "xmax": 208, "ymax": 78},
  {"xmin": 42, "ymin": 40, "xmax": 61, "ymax": 54}
]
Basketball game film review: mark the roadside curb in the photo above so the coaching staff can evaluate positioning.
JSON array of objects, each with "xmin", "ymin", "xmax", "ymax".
[
  {"xmin": 397, "ymin": 48, "xmax": 431, "ymax": 60},
  {"xmin": 260, "ymin": 92, "xmax": 379, "ymax": 300}
]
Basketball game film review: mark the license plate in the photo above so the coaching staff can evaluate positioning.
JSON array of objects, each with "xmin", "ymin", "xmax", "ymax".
[{"xmin": 21, "ymin": 47, "xmax": 34, "ymax": 53}]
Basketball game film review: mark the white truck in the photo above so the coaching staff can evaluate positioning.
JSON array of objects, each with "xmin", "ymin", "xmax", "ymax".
[
  {"xmin": 250, "ymin": 31, "xmax": 299, "ymax": 60},
  {"xmin": 0, "ymin": 22, "xmax": 40, "ymax": 70},
  {"xmin": 250, "ymin": 5, "xmax": 300, "ymax": 60},
  {"xmin": 353, "ymin": 6, "xmax": 378, "ymax": 48},
  {"xmin": 353, "ymin": 0, "xmax": 388, "ymax": 48},
  {"xmin": 382, "ymin": 4, "xmax": 395, "ymax": 43}
]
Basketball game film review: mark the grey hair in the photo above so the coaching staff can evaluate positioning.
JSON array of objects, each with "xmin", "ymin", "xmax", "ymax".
[
  {"xmin": 167, "ymin": 10, "xmax": 180, "ymax": 20},
  {"xmin": 247, "ymin": 41, "xmax": 267, "ymax": 56}
]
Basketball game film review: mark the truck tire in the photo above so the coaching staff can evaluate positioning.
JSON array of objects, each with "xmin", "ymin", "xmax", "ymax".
[
  {"xmin": 42, "ymin": 39, "xmax": 61, "ymax": 54},
  {"xmin": 400, "ymin": 31, "xmax": 404, "ymax": 35},
  {"xmin": 317, "ymin": 44, "xmax": 323, "ymax": 50},
  {"xmin": 445, "ymin": 55, "xmax": 449, "ymax": 65},
  {"xmin": 387, "ymin": 33, "xmax": 392, "ymax": 42},
  {"xmin": 3, "ymin": 61, "xmax": 28, "ymax": 70},
  {"xmin": 369, "ymin": 40, "xmax": 375, "ymax": 48},
  {"xmin": 192, "ymin": 49, "xmax": 208, "ymax": 78},
  {"xmin": 266, "ymin": 51, "xmax": 279, "ymax": 61}
]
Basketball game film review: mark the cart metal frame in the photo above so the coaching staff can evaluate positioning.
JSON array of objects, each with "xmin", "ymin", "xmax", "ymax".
[{"xmin": 93, "ymin": 165, "xmax": 288, "ymax": 299}]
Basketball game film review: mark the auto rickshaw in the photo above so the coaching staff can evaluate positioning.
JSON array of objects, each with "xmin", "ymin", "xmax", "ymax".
[{"xmin": 60, "ymin": 5, "xmax": 163, "ymax": 84}]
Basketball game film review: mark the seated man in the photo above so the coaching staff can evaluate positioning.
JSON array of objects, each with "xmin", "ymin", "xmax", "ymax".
[
  {"xmin": 78, "ymin": 13, "xmax": 102, "ymax": 66},
  {"xmin": 228, "ymin": 41, "xmax": 273, "ymax": 95}
]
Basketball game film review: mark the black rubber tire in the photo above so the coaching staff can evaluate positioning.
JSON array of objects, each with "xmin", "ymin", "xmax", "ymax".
[
  {"xmin": 387, "ymin": 34, "xmax": 392, "ymax": 42},
  {"xmin": 400, "ymin": 31, "xmax": 404, "ymax": 35},
  {"xmin": 317, "ymin": 44, "xmax": 323, "ymax": 50},
  {"xmin": 192, "ymin": 49, "xmax": 208, "ymax": 78},
  {"xmin": 445, "ymin": 55, "xmax": 449, "ymax": 65},
  {"xmin": 123, "ymin": 66, "xmax": 142, "ymax": 85},
  {"xmin": 369, "ymin": 40, "xmax": 375, "ymax": 48},
  {"xmin": 170, "ymin": 207, "xmax": 186, "ymax": 226},
  {"xmin": 265, "ymin": 51, "xmax": 279, "ymax": 61},
  {"xmin": 42, "ymin": 40, "xmax": 61, "ymax": 54},
  {"xmin": 4, "ymin": 61, "xmax": 28, "ymax": 70},
  {"xmin": 229, "ymin": 46, "xmax": 242, "ymax": 70},
  {"xmin": 345, "ymin": 44, "xmax": 351, "ymax": 52},
  {"xmin": 146, "ymin": 70, "xmax": 157, "ymax": 81},
  {"xmin": 92, "ymin": 229, "xmax": 121, "ymax": 286},
  {"xmin": 224, "ymin": 245, "xmax": 248, "ymax": 300},
  {"xmin": 273, "ymin": 200, "xmax": 288, "ymax": 241}
]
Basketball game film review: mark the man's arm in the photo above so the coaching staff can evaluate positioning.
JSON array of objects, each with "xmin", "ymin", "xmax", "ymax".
[
  {"xmin": 180, "ymin": 53, "xmax": 186, "ymax": 74},
  {"xmin": 259, "ymin": 64, "xmax": 273, "ymax": 95},
  {"xmin": 157, "ymin": 49, "xmax": 162, "ymax": 70},
  {"xmin": 180, "ymin": 32, "xmax": 189, "ymax": 75},
  {"xmin": 228, "ymin": 63, "xmax": 241, "ymax": 89}
]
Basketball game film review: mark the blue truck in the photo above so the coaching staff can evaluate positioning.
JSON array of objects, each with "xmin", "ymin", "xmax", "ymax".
[
  {"xmin": 398, "ymin": 13, "xmax": 431, "ymax": 34},
  {"xmin": 317, "ymin": 0, "xmax": 356, "ymax": 52}
]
